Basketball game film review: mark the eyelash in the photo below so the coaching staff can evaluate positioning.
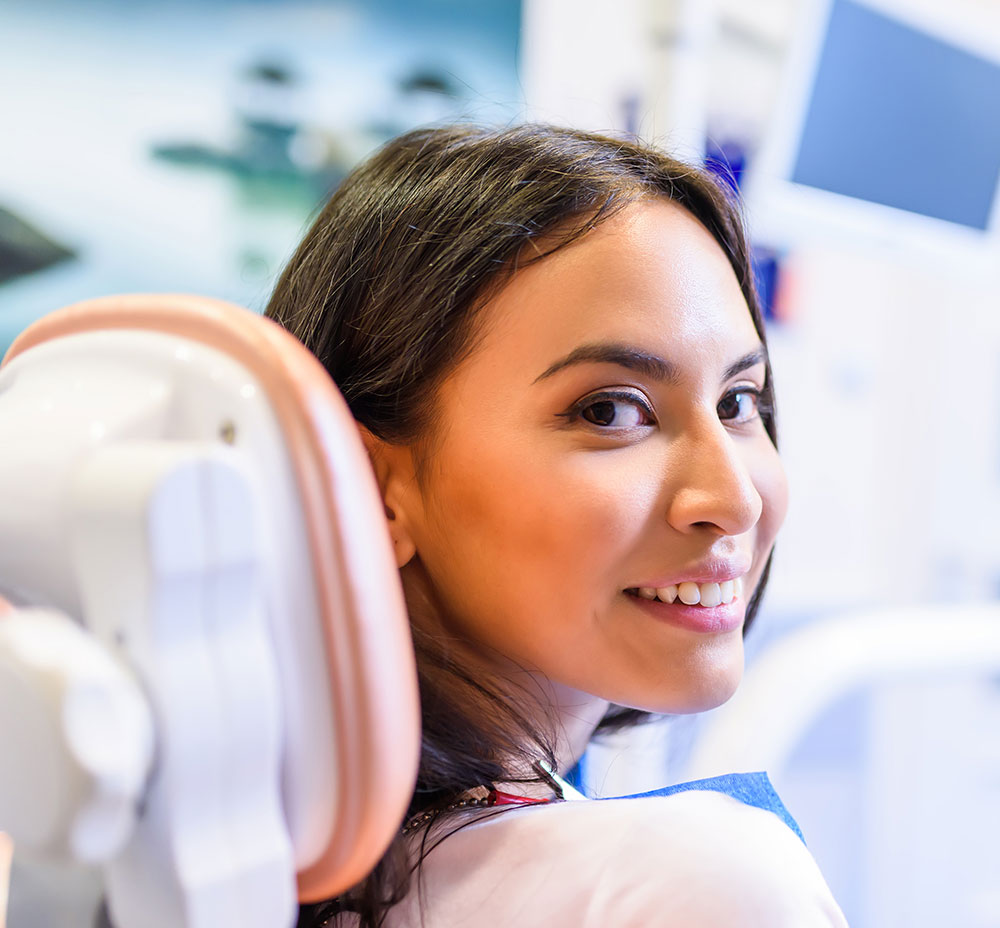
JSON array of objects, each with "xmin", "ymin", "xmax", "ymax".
[
  {"xmin": 561, "ymin": 386, "xmax": 770, "ymax": 430},
  {"xmin": 560, "ymin": 390, "xmax": 655, "ymax": 430}
]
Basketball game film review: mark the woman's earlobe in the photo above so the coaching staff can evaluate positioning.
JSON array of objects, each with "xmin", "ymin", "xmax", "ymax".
[
  {"xmin": 389, "ymin": 531, "xmax": 417, "ymax": 568},
  {"xmin": 385, "ymin": 501, "xmax": 418, "ymax": 568}
]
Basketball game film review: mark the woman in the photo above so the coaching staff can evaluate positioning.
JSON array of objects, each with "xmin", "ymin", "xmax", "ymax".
[{"xmin": 267, "ymin": 124, "xmax": 847, "ymax": 927}]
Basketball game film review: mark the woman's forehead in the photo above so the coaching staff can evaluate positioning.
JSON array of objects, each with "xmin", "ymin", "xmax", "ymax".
[{"xmin": 468, "ymin": 200, "xmax": 761, "ymax": 380}]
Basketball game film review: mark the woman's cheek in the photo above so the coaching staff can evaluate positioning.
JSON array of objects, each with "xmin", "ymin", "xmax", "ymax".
[
  {"xmin": 757, "ymin": 442, "xmax": 788, "ymax": 543},
  {"xmin": 543, "ymin": 467, "xmax": 655, "ymax": 571},
  {"xmin": 751, "ymin": 440, "xmax": 789, "ymax": 555}
]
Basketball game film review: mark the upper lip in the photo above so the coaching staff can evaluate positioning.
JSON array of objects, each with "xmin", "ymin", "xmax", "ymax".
[{"xmin": 628, "ymin": 557, "xmax": 751, "ymax": 589}]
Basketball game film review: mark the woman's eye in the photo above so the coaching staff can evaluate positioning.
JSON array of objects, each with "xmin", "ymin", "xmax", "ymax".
[
  {"xmin": 577, "ymin": 393, "xmax": 653, "ymax": 428},
  {"xmin": 717, "ymin": 388, "xmax": 761, "ymax": 424}
]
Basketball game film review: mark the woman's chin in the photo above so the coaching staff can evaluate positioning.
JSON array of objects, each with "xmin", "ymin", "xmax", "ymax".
[
  {"xmin": 669, "ymin": 676, "xmax": 743, "ymax": 714},
  {"xmin": 615, "ymin": 657, "xmax": 745, "ymax": 715}
]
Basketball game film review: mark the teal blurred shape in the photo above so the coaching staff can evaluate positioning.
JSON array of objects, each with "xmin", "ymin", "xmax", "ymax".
[{"xmin": 0, "ymin": 207, "xmax": 75, "ymax": 287}]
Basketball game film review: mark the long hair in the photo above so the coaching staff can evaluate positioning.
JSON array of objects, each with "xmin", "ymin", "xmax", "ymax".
[{"xmin": 266, "ymin": 123, "xmax": 778, "ymax": 927}]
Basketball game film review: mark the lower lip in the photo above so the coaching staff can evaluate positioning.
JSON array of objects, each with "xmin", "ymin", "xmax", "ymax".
[{"xmin": 625, "ymin": 591, "xmax": 745, "ymax": 633}]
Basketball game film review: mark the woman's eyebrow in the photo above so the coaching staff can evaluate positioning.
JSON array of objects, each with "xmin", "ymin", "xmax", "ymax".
[{"xmin": 533, "ymin": 343, "xmax": 767, "ymax": 384}]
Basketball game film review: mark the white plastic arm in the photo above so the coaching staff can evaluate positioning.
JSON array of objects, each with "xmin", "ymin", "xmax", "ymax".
[
  {"xmin": 685, "ymin": 604, "xmax": 1000, "ymax": 779},
  {"xmin": 0, "ymin": 607, "xmax": 154, "ymax": 861},
  {"xmin": 65, "ymin": 442, "xmax": 297, "ymax": 928}
]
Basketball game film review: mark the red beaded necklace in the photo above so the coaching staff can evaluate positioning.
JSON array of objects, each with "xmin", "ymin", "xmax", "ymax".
[
  {"xmin": 401, "ymin": 762, "xmax": 565, "ymax": 835},
  {"xmin": 401, "ymin": 785, "xmax": 554, "ymax": 835}
]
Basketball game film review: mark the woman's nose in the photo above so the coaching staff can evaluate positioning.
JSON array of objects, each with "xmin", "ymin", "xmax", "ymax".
[{"xmin": 664, "ymin": 420, "xmax": 763, "ymax": 537}]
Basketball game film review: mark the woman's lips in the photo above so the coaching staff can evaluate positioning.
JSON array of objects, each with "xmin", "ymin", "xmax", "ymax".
[{"xmin": 624, "ymin": 589, "xmax": 744, "ymax": 633}]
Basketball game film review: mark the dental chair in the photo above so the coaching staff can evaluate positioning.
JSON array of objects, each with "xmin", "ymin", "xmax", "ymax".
[{"xmin": 0, "ymin": 295, "xmax": 421, "ymax": 928}]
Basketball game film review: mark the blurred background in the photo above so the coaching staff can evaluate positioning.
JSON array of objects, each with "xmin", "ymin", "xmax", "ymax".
[{"xmin": 2, "ymin": 0, "xmax": 999, "ymax": 926}]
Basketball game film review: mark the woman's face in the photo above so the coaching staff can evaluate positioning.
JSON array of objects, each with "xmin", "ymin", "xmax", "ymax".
[{"xmin": 391, "ymin": 198, "xmax": 788, "ymax": 714}]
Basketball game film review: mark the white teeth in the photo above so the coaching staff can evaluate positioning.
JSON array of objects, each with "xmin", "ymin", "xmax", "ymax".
[
  {"xmin": 677, "ymin": 582, "xmax": 701, "ymax": 605},
  {"xmin": 631, "ymin": 576, "xmax": 747, "ymax": 606},
  {"xmin": 655, "ymin": 585, "xmax": 677, "ymax": 604},
  {"xmin": 699, "ymin": 582, "xmax": 722, "ymax": 608}
]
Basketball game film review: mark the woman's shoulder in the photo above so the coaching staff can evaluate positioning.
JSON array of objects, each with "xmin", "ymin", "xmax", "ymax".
[{"xmin": 384, "ymin": 790, "xmax": 848, "ymax": 927}]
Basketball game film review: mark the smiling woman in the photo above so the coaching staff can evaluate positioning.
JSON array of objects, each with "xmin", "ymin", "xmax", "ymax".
[{"xmin": 266, "ymin": 124, "xmax": 846, "ymax": 927}]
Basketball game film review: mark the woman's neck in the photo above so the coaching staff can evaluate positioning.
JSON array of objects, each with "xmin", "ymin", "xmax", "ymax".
[
  {"xmin": 487, "ymin": 680, "xmax": 608, "ymax": 800},
  {"xmin": 545, "ymin": 681, "xmax": 610, "ymax": 777},
  {"xmin": 504, "ymin": 670, "xmax": 608, "ymax": 777}
]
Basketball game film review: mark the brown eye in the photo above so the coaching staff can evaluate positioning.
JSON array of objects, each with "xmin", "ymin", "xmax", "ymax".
[
  {"xmin": 577, "ymin": 393, "xmax": 653, "ymax": 428},
  {"xmin": 718, "ymin": 389, "xmax": 761, "ymax": 423},
  {"xmin": 583, "ymin": 400, "xmax": 617, "ymax": 426}
]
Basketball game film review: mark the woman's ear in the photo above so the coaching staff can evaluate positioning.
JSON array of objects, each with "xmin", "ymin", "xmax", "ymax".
[{"xmin": 357, "ymin": 425, "xmax": 419, "ymax": 568}]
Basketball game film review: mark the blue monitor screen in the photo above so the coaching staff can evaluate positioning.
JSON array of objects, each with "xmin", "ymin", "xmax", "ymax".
[{"xmin": 792, "ymin": 0, "xmax": 1000, "ymax": 230}]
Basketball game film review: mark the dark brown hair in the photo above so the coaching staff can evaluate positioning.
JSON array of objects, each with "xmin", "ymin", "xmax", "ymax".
[{"xmin": 266, "ymin": 123, "xmax": 777, "ymax": 927}]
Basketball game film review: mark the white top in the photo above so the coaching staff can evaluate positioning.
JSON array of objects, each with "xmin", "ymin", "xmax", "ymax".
[{"xmin": 339, "ymin": 790, "xmax": 849, "ymax": 927}]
